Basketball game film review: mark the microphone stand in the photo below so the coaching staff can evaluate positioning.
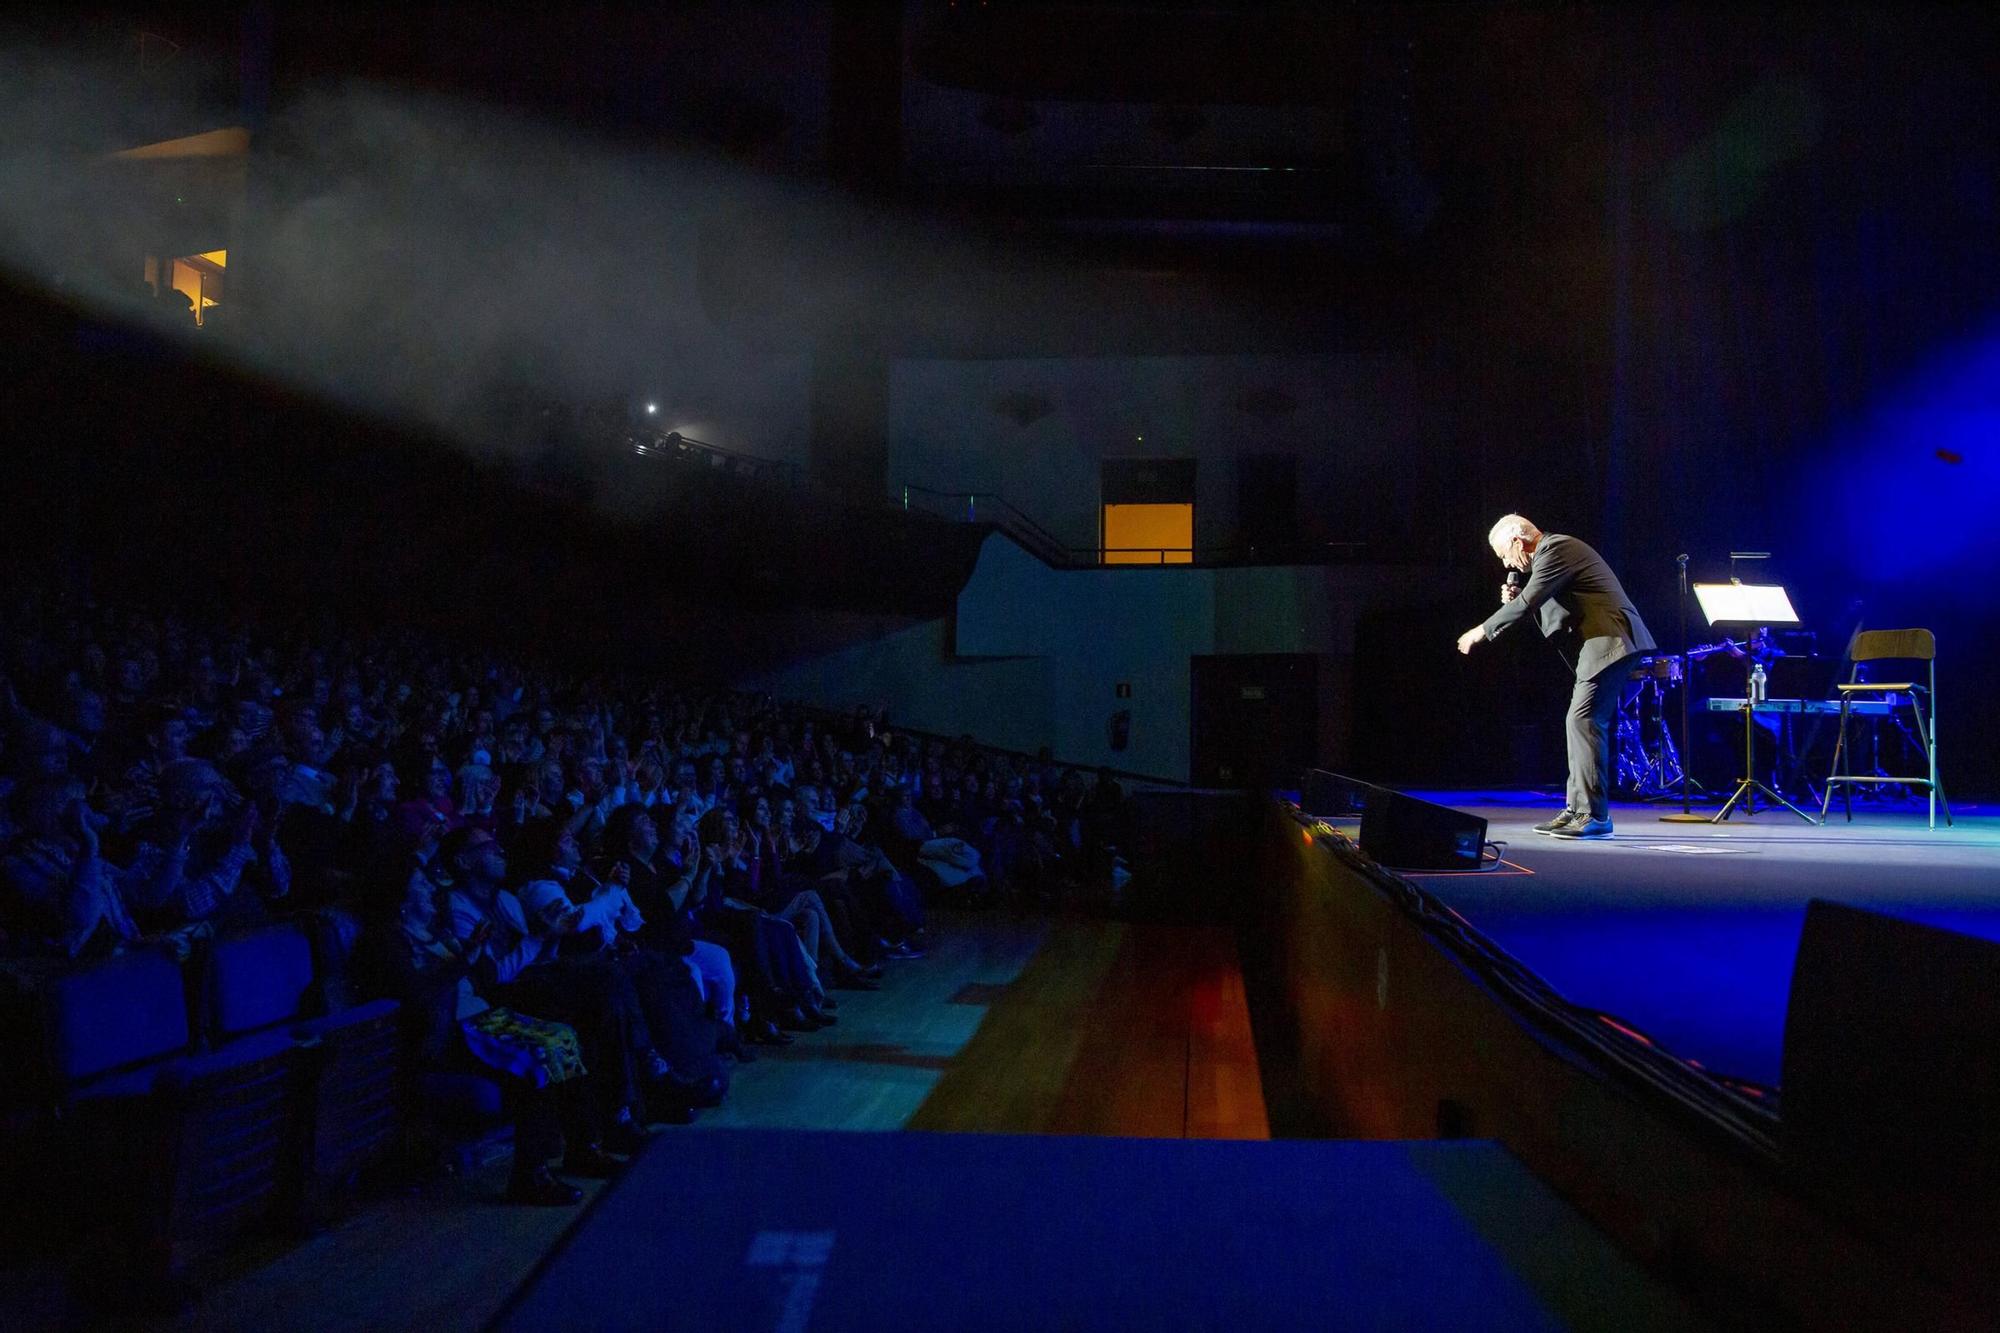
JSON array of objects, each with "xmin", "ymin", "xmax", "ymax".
[{"xmin": 1660, "ymin": 552, "xmax": 1711, "ymax": 822}]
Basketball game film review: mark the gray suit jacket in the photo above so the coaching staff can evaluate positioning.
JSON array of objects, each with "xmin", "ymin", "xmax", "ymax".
[{"xmin": 1480, "ymin": 533, "xmax": 1656, "ymax": 681}]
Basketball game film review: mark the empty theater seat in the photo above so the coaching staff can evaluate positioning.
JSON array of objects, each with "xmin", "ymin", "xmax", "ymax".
[
  {"xmin": 9, "ymin": 921, "xmax": 406, "ymax": 1285},
  {"xmin": 37, "ymin": 944, "xmax": 195, "ymax": 1103},
  {"xmin": 33, "ymin": 941, "xmax": 304, "ymax": 1280}
]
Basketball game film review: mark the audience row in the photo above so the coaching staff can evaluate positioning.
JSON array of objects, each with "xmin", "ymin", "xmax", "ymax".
[{"xmin": 1, "ymin": 586, "xmax": 1132, "ymax": 1208}]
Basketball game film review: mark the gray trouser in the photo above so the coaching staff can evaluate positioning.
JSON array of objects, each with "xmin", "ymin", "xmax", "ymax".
[{"xmin": 1566, "ymin": 656, "xmax": 1638, "ymax": 821}]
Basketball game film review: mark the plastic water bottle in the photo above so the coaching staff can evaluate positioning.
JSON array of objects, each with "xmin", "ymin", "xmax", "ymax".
[{"xmin": 1749, "ymin": 662, "xmax": 1767, "ymax": 705}]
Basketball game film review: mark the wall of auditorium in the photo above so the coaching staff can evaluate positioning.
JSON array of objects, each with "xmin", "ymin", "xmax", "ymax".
[
  {"xmin": 741, "ymin": 616, "xmax": 1057, "ymax": 760},
  {"xmin": 886, "ymin": 352, "xmax": 1454, "ymax": 560},
  {"xmin": 744, "ymin": 532, "xmax": 1440, "ymax": 782}
]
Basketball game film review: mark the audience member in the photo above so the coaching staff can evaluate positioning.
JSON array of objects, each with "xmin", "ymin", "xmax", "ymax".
[{"xmin": 0, "ymin": 579, "xmax": 1135, "ymax": 1226}]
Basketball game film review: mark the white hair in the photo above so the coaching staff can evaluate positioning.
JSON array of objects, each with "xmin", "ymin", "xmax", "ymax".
[{"xmin": 1487, "ymin": 514, "xmax": 1540, "ymax": 555}]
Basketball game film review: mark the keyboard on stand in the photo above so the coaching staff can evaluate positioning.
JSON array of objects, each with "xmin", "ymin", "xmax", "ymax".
[{"xmin": 1706, "ymin": 697, "xmax": 1894, "ymax": 717}]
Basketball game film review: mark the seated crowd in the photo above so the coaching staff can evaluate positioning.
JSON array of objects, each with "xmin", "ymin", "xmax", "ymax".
[{"xmin": 0, "ymin": 586, "xmax": 1131, "ymax": 1208}]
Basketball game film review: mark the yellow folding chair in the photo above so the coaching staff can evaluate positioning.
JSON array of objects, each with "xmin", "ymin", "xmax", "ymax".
[{"xmin": 1819, "ymin": 628, "xmax": 1951, "ymax": 828}]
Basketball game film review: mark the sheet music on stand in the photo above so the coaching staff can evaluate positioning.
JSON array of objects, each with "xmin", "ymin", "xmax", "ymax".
[
  {"xmin": 1692, "ymin": 581, "xmax": 1814, "ymax": 824},
  {"xmin": 1692, "ymin": 583, "xmax": 1800, "ymax": 626}
]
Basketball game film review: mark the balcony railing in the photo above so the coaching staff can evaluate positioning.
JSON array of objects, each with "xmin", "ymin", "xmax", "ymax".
[
  {"xmin": 625, "ymin": 428, "xmax": 800, "ymax": 487},
  {"xmin": 605, "ymin": 437, "xmax": 1382, "ymax": 569},
  {"xmin": 899, "ymin": 484, "xmax": 1370, "ymax": 568}
]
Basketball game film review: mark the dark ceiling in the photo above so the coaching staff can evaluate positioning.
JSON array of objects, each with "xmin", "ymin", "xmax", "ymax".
[{"xmin": 17, "ymin": 2, "xmax": 2000, "ymax": 360}]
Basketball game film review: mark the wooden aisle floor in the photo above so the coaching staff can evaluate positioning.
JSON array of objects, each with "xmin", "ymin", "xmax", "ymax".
[
  {"xmin": 688, "ymin": 910, "xmax": 1051, "ymax": 1133},
  {"xmin": 908, "ymin": 919, "xmax": 1270, "ymax": 1139}
]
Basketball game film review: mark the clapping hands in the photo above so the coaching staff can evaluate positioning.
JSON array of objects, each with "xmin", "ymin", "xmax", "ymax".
[
  {"xmin": 230, "ymin": 800, "xmax": 260, "ymax": 848},
  {"xmin": 66, "ymin": 798, "xmax": 102, "ymax": 855}
]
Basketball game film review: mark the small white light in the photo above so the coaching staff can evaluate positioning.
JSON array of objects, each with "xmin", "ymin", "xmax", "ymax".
[{"xmin": 645, "ymin": 403, "xmax": 658, "ymax": 414}]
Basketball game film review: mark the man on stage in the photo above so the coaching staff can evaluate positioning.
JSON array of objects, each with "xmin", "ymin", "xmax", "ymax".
[{"xmin": 1456, "ymin": 515, "xmax": 1656, "ymax": 839}]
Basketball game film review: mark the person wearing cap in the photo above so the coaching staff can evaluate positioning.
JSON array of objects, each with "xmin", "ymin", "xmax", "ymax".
[
  {"xmin": 435, "ymin": 825, "xmax": 696, "ymax": 1137},
  {"xmin": 395, "ymin": 868, "xmax": 605, "ymax": 1206}
]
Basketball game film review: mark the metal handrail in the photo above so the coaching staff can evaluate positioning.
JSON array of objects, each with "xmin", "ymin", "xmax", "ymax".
[
  {"xmin": 899, "ymin": 484, "xmax": 1376, "ymax": 568},
  {"xmin": 627, "ymin": 428, "xmax": 799, "ymax": 486},
  {"xmin": 1089, "ymin": 542, "xmax": 1370, "ymax": 565},
  {"xmin": 900, "ymin": 484, "xmax": 1068, "ymax": 545},
  {"xmin": 899, "ymin": 484, "xmax": 1073, "ymax": 565},
  {"xmin": 617, "ymin": 443, "xmax": 1377, "ymax": 568}
]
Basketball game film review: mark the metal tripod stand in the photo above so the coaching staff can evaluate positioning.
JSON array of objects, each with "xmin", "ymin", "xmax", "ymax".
[{"xmin": 1711, "ymin": 684, "xmax": 1816, "ymax": 824}]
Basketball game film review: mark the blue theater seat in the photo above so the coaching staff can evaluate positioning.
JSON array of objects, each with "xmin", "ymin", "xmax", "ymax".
[
  {"xmin": 206, "ymin": 923, "xmax": 318, "ymax": 1044},
  {"xmin": 20, "ymin": 920, "xmax": 409, "ymax": 1284},
  {"xmin": 324, "ymin": 916, "xmax": 516, "ymax": 1175},
  {"xmin": 200, "ymin": 920, "xmax": 404, "ymax": 1218},
  {"xmin": 85, "ymin": 1032, "xmax": 307, "ymax": 1277},
  {"xmin": 294, "ymin": 997, "xmax": 404, "ymax": 1223},
  {"xmin": 290, "ymin": 913, "xmax": 405, "ymax": 1217},
  {"xmin": 0, "ymin": 947, "xmax": 186, "ymax": 1236},
  {"xmin": 39, "ymin": 944, "xmax": 193, "ymax": 1101},
  {"xmin": 28, "ymin": 943, "xmax": 304, "ymax": 1281}
]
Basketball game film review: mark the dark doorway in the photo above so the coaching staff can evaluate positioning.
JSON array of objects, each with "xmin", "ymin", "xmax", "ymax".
[
  {"xmin": 1236, "ymin": 453, "xmax": 1299, "ymax": 555},
  {"xmin": 1190, "ymin": 654, "xmax": 1319, "ymax": 788}
]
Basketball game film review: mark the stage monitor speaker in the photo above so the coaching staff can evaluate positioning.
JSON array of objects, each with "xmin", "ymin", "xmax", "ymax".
[
  {"xmin": 1300, "ymin": 769, "xmax": 1372, "ymax": 819},
  {"xmin": 1783, "ymin": 899, "xmax": 2000, "ymax": 1264},
  {"xmin": 1358, "ymin": 787, "xmax": 1487, "ymax": 871}
]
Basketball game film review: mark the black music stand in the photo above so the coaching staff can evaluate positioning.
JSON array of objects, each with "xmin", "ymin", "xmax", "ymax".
[
  {"xmin": 1696, "ymin": 581, "xmax": 1815, "ymax": 824},
  {"xmin": 1660, "ymin": 553, "xmax": 1714, "ymax": 822}
]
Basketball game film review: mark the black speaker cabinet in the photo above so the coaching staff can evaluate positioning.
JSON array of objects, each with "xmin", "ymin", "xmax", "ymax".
[
  {"xmin": 1358, "ymin": 788, "xmax": 1487, "ymax": 871},
  {"xmin": 1300, "ymin": 770, "xmax": 1370, "ymax": 818},
  {"xmin": 1783, "ymin": 899, "xmax": 2000, "ymax": 1265}
]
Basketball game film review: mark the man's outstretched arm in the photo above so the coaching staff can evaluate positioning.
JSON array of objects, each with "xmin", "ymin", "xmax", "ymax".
[{"xmin": 1459, "ymin": 541, "xmax": 1575, "ymax": 653}]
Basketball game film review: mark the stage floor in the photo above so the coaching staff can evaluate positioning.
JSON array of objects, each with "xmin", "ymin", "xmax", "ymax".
[
  {"xmin": 496, "ymin": 1128, "xmax": 1703, "ymax": 1332},
  {"xmin": 1343, "ymin": 793, "xmax": 2000, "ymax": 1088}
]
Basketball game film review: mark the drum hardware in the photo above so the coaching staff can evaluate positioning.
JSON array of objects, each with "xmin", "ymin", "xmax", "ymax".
[{"xmin": 1615, "ymin": 658, "xmax": 1687, "ymax": 798}]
